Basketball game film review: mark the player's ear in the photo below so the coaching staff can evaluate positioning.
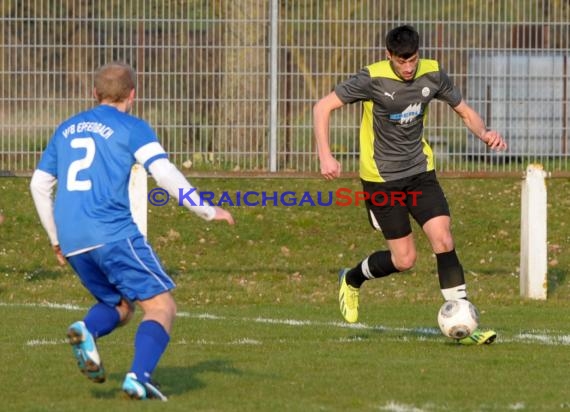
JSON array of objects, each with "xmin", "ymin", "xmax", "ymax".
[
  {"xmin": 385, "ymin": 51, "xmax": 391, "ymax": 60},
  {"xmin": 93, "ymin": 88, "xmax": 100, "ymax": 101}
]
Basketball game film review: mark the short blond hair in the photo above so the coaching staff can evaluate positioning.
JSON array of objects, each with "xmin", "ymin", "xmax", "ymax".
[{"xmin": 94, "ymin": 62, "xmax": 136, "ymax": 103}]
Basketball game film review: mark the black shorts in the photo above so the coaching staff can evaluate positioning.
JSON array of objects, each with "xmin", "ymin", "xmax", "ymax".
[{"xmin": 361, "ymin": 170, "xmax": 450, "ymax": 240}]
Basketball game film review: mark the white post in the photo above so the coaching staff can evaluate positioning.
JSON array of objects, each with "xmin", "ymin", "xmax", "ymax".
[
  {"xmin": 520, "ymin": 164, "xmax": 548, "ymax": 299},
  {"xmin": 129, "ymin": 163, "xmax": 148, "ymax": 238}
]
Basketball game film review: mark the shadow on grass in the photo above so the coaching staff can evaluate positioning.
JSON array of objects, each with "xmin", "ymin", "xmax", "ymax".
[
  {"xmin": 89, "ymin": 359, "xmax": 243, "ymax": 399},
  {"xmin": 547, "ymin": 268, "xmax": 567, "ymax": 293},
  {"xmin": 160, "ymin": 359, "xmax": 244, "ymax": 394}
]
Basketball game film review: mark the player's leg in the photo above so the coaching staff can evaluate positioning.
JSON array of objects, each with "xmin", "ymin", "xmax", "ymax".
[
  {"xmin": 67, "ymin": 251, "xmax": 128, "ymax": 383},
  {"xmin": 343, "ymin": 179, "xmax": 417, "ymax": 286},
  {"xmin": 65, "ymin": 299, "xmax": 134, "ymax": 382},
  {"xmin": 338, "ymin": 179, "xmax": 415, "ymax": 323},
  {"xmin": 129, "ymin": 292, "xmax": 176, "ymax": 384},
  {"xmin": 99, "ymin": 234, "xmax": 175, "ymax": 400},
  {"xmin": 117, "ymin": 297, "xmax": 136, "ymax": 326},
  {"xmin": 121, "ymin": 291, "xmax": 175, "ymax": 401},
  {"xmin": 422, "ymin": 215, "xmax": 467, "ymax": 300},
  {"xmin": 406, "ymin": 171, "xmax": 464, "ymax": 300},
  {"xmin": 343, "ymin": 233, "xmax": 415, "ymax": 286},
  {"xmin": 81, "ymin": 298, "xmax": 134, "ymax": 338},
  {"xmin": 423, "ymin": 216, "xmax": 495, "ymax": 344},
  {"xmin": 413, "ymin": 172, "xmax": 496, "ymax": 344},
  {"xmin": 339, "ymin": 233, "xmax": 416, "ymax": 323}
]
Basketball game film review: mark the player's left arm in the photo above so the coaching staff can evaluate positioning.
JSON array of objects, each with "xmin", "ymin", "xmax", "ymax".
[
  {"xmin": 452, "ymin": 100, "xmax": 507, "ymax": 151},
  {"xmin": 132, "ymin": 139, "xmax": 234, "ymax": 224}
]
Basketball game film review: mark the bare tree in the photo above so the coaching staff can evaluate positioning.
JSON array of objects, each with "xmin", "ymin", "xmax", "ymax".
[{"xmin": 212, "ymin": 0, "xmax": 269, "ymax": 168}]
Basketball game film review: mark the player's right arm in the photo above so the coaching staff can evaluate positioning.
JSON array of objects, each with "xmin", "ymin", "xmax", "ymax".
[
  {"xmin": 30, "ymin": 169, "xmax": 66, "ymax": 265},
  {"xmin": 313, "ymin": 91, "xmax": 345, "ymax": 180}
]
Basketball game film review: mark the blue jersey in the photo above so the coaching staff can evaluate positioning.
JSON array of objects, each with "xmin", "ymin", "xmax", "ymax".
[{"xmin": 37, "ymin": 105, "xmax": 167, "ymax": 255}]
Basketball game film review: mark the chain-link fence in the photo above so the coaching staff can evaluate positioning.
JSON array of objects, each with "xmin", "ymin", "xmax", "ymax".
[{"xmin": 1, "ymin": 0, "xmax": 569, "ymax": 175}]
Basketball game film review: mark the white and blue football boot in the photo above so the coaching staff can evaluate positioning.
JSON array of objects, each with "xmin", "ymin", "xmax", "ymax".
[
  {"xmin": 66, "ymin": 321, "xmax": 106, "ymax": 383},
  {"xmin": 122, "ymin": 372, "xmax": 167, "ymax": 401}
]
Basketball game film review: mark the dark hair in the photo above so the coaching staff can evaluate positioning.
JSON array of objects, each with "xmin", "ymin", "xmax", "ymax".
[{"xmin": 385, "ymin": 25, "xmax": 420, "ymax": 58}]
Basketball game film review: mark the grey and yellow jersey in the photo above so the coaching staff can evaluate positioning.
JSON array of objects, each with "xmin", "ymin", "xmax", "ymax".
[{"xmin": 335, "ymin": 59, "xmax": 462, "ymax": 182}]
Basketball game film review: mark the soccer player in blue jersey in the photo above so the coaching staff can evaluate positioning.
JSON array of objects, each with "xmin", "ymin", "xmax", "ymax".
[
  {"xmin": 30, "ymin": 62, "xmax": 234, "ymax": 400},
  {"xmin": 313, "ymin": 25, "xmax": 507, "ymax": 345}
]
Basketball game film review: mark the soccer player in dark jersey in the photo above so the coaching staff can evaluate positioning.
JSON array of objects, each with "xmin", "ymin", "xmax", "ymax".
[
  {"xmin": 30, "ymin": 62, "xmax": 234, "ymax": 399},
  {"xmin": 313, "ymin": 25, "xmax": 506, "ymax": 345}
]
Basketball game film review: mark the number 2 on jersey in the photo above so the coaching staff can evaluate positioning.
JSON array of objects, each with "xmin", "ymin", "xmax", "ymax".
[{"xmin": 67, "ymin": 137, "xmax": 95, "ymax": 191}]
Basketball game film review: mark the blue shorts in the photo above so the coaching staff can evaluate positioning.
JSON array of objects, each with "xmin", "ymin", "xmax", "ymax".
[{"xmin": 67, "ymin": 234, "xmax": 175, "ymax": 306}]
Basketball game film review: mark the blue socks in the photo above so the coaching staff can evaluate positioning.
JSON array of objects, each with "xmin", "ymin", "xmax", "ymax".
[
  {"xmin": 84, "ymin": 304, "xmax": 170, "ymax": 383},
  {"xmin": 84, "ymin": 302, "xmax": 120, "ymax": 339},
  {"xmin": 130, "ymin": 320, "xmax": 170, "ymax": 383}
]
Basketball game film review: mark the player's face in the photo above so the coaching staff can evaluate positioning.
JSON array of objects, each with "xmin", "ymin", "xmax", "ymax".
[{"xmin": 387, "ymin": 52, "xmax": 419, "ymax": 81}]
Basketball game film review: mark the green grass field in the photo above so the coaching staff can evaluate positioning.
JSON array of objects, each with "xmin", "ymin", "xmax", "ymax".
[{"xmin": 1, "ymin": 176, "xmax": 569, "ymax": 411}]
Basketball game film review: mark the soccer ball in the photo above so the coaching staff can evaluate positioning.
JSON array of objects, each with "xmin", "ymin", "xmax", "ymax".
[{"xmin": 437, "ymin": 299, "xmax": 479, "ymax": 339}]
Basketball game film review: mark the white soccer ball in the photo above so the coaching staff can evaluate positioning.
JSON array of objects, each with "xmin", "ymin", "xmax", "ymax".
[{"xmin": 437, "ymin": 299, "xmax": 479, "ymax": 339}]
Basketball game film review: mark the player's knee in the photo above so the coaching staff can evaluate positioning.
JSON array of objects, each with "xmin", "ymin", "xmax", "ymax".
[
  {"xmin": 138, "ymin": 292, "xmax": 177, "ymax": 329},
  {"xmin": 117, "ymin": 298, "xmax": 136, "ymax": 327},
  {"xmin": 431, "ymin": 236, "xmax": 455, "ymax": 254},
  {"xmin": 394, "ymin": 252, "xmax": 416, "ymax": 271}
]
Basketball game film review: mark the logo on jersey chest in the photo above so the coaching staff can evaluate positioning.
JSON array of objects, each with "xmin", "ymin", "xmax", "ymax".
[{"xmin": 389, "ymin": 102, "xmax": 423, "ymax": 124}]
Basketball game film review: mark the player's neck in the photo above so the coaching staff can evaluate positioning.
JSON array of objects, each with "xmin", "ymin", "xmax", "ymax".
[{"xmin": 100, "ymin": 101, "xmax": 131, "ymax": 113}]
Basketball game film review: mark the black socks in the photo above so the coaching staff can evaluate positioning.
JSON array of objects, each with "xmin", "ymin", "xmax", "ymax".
[{"xmin": 346, "ymin": 250, "xmax": 399, "ymax": 288}]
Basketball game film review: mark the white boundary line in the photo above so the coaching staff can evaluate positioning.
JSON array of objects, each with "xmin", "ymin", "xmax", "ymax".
[{"xmin": 2, "ymin": 301, "xmax": 570, "ymax": 346}]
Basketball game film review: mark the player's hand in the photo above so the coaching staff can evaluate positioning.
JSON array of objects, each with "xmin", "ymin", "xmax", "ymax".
[
  {"xmin": 212, "ymin": 206, "xmax": 235, "ymax": 225},
  {"xmin": 483, "ymin": 130, "xmax": 507, "ymax": 151},
  {"xmin": 320, "ymin": 155, "xmax": 342, "ymax": 180},
  {"xmin": 53, "ymin": 244, "xmax": 66, "ymax": 266}
]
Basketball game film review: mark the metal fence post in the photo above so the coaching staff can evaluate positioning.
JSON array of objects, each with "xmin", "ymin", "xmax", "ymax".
[{"xmin": 268, "ymin": 0, "xmax": 279, "ymax": 172}]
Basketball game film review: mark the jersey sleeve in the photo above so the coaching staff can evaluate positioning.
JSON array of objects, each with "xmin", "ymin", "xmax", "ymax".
[
  {"xmin": 334, "ymin": 68, "xmax": 373, "ymax": 104},
  {"xmin": 30, "ymin": 169, "xmax": 59, "ymax": 245},
  {"xmin": 434, "ymin": 68, "xmax": 462, "ymax": 107},
  {"xmin": 128, "ymin": 119, "xmax": 168, "ymax": 170},
  {"xmin": 36, "ymin": 132, "xmax": 59, "ymax": 177}
]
